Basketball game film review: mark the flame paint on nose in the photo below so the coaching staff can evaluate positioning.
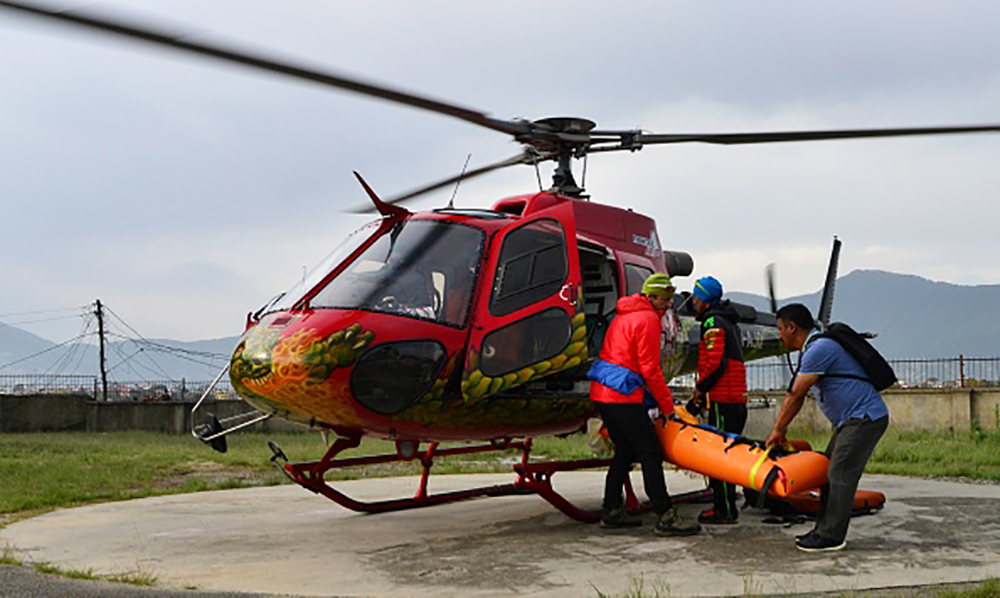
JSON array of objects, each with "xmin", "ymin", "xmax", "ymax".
[{"xmin": 229, "ymin": 315, "xmax": 375, "ymax": 428}]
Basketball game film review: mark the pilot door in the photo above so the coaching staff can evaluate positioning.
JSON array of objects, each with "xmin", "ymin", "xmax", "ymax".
[{"xmin": 462, "ymin": 202, "xmax": 588, "ymax": 401}]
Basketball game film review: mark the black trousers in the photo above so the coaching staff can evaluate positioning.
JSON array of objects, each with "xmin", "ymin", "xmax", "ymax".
[
  {"xmin": 815, "ymin": 415, "xmax": 889, "ymax": 542},
  {"xmin": 596, "ymin": 402, "xmax": 672, "ymax": 515},
  {"xmin": 707, "ymin": 401, "xmax": 748, "ymax": 519}
]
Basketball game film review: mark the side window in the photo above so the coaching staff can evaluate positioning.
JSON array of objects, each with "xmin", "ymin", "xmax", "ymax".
[
  {"xmin": 624, "ymin": 264, "xmax": 654, "ymax": 296},
  {"xmin": 490, "ymin": 219, "xmax": 567, "ymax": 317},
  {"xmin": 480, "ymin": 308, "xmax": 572, "ymax": 377}
]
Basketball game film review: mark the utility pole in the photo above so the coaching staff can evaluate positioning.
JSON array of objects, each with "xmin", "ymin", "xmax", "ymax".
[{"xmin": 95, "ymin": 299, "xmax": 108, "ymax": 402}]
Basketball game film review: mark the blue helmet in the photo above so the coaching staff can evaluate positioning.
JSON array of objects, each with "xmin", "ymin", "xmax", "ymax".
[{"xmin": 692, "ymin": 276, "xmax": 723, "ymax": 304}]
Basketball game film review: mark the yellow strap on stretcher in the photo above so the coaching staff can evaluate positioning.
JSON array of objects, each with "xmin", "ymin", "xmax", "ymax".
[{"xmin": 747, "ymin": 447, "xmax": 774, "ymax": 490}]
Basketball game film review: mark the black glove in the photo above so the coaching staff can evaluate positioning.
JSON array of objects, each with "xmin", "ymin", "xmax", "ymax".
[{"xmin": 685, "ymin": 395, "xmax": 706, "ymax": 416}]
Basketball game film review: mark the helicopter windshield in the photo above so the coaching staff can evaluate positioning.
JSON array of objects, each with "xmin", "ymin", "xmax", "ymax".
[
  {"xmin": 266, "ymin": 220, "xmax": 382, "ymax": 314},
  {"xmin": 309, "ymin": 219, "xmax": 484, "ymax": 327}
]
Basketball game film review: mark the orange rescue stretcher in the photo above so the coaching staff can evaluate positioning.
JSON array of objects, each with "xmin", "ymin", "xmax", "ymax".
[
  {"xmin": 781, "ymin": 489, "xmax": 886, "ymax": 515},
  {"xmin": 654, "ymin": 418, "xmax": 829, "ymax": 500}
]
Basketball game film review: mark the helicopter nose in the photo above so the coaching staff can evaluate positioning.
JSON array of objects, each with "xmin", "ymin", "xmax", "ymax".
[
  {"xmin": 230, "ymin": 314, "xmax": 453, "ymax": 423},
  {"xmin": 229, "ymin": 320, "xmax": 377, "ymax": 416},
  {"xmin": 350, "ymin": 340, "xmax": 447, "ymax": 415}
]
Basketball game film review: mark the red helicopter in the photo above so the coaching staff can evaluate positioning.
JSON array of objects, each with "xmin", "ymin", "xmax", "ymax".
[{"xmin": 5, "ymin": 0, "xmax": 999, "ymax": 522}]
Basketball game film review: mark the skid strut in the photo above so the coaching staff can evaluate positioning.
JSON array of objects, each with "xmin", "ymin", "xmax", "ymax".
[{"xmin": 269, "ymin": 436, "xmax": 710, "ymax": 523}]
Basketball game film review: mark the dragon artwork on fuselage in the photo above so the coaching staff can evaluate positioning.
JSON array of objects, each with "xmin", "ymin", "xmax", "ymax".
[{"xmin": 226, "ymin": 193, "xmax": 787, "ymax": 443}]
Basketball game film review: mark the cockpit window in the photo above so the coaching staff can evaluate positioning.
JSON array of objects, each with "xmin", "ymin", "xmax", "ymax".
[
  {"xmin": 309, "ymin": 219, "xmax": 484, "ymax": 327},
  {"xmin": 489, "ymin": 219, "xmax": 567, "ymax": 317},
  {"xmin": 265, "ymin": 220, "xmax": 381, "ymax": 314}
]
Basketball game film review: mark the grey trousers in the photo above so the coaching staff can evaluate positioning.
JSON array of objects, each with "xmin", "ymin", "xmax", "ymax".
[{"xmin": 815, "ymin": 415, "xmax": 889, "ymax": 542}]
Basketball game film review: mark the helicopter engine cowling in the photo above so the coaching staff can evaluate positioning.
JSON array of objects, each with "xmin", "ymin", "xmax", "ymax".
[{"xmin": 664, "ymin": 251, "xmax": 694, "ymax": 278}]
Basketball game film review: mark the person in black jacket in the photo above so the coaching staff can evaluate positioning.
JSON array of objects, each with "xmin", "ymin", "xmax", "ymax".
[{"xmin": 686, "ymin": 276, "xmax": 748, "ymax": 524}]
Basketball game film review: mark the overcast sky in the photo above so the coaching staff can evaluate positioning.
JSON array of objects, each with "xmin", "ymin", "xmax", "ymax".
[{"xmin": 2, "ymin": 0, "xmax": 999, "ymax": 343}]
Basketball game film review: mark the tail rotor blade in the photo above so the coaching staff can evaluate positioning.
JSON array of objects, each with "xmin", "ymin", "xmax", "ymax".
[
  {"xmin": 765, "ymin": 263, "xmax": 779, "ymax": 315},
  {"xmin": 765, "ymin": 263, "xmax": 796, "ymax": 379},
  {"xmin": 817, "ymin": 237, "xmax": 842, "ymax": 330}
]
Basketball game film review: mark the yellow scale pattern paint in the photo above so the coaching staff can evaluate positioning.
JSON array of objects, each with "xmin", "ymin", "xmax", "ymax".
[
  {"xmin": 461, "ymin": 291, "xmax": 589, "ymax": 403},
  {"xmin": 230, "ymin": 323, "xmax": 374, "ymax": 428}
]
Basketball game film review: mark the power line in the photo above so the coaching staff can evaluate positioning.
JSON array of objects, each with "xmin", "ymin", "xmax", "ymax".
[
  {"xmin": 0, "ymin": 313, "xmax": 89, "ymax": 327},
  {"xmin": 103, "ymin": 305, "xmax": 229, "ymax": 367},
  {"xmin": 65, "ymin": 329, "xmax": 96, "ymax": 375},
  {"xmin": 0, "ymin": 332, "xmax": 90, "ymax": 372},
  {"xmin": 134, "ymin": 339, "xmax": 229, "ymax": 361},
  {"xmin": 0, "ymin": 305, "xmax": 89, "ymax": 318},
  {"xmin": 108, "ymin": 339, "xmax": 166, "ymax": 380},
  {"xmin": 44, "ymin": 312, "xmax": 97, "ymax": 376},
  {"xmin": 103, "ymin": 307, "xmax": 188, "ymax": 377},
  {"xmin": 105, "ymin": 347, "xmax": 146, "ymax": 375},
  {"xmin": 104, "ymin": 329, "xmax": 173, "ymax": 380},
  {"xmin": 142, "ymin": 345, "xmax": 228, "ymax": 369}
]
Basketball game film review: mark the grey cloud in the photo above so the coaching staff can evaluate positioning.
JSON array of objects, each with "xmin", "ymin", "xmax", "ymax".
[{"xmin": 1, "ymin": 0, "xmax": 999, "ymax": 341}]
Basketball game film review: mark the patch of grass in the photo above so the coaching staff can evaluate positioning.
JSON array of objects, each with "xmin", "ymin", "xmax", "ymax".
[
  {"xmin": 105, "ymin": 567, "xmax": 158, "ymax": 586},
  {"xmin": 742, "ymin": 567, "xmax": 764, "ymax": 597},
  {"xmin": 32, "ymin": 561, "xmax": 100, "ymax": 580},
  {"xmin": 0, "ymin": 431, "xmax": 595, "ymax": 516},
  {"xmin": 592, "ymin": 572, "xmax": 671, "ymax": 597},
  {"xmin": 0, "ymin": 431, "xmax": 334, "ymax": 514},
  {"xmin": 938, "ymin": 578, "xmax": 1000, "ymax": 597},
  {"xmin": 21, "ymin": 557, "xmax": 159, "ymax": 587},
  {"xmin": 1, "ymin": 544, "xmax": 22, "ymax": 566},
  {"xmin": 790, "ymin": 427, "xmax": 1000, "ymax": 481}
]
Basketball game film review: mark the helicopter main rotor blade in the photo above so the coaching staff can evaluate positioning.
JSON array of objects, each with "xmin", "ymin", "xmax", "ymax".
[
  {"xmin": 632, "ymin": 125, "xmax": 1000, "ymax": 147},
  {"xmin": 349, "ymin": 151, "xmax": 541, "ymax": 214},
  {"xmin": 0, "ymin": 0, "xmax": 526, "ymax": 138}
]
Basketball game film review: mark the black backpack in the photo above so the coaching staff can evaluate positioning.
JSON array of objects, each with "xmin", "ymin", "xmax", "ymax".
[{"xmin": 808, "ymin": 322, "xmax": 897, "ymax": 391}]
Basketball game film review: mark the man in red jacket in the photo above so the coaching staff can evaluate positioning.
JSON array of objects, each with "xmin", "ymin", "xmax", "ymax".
[
  {"xmin": 686, "ymin": 275, "xmax": 748, "ymax": 525},
  {"xmin": 587, "ymin": 273, "xmax": 701, "ymax": 536}
]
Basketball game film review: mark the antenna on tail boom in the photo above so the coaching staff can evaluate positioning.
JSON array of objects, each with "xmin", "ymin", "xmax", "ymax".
[{"xmin": 817, "ymin": 236, "xmax": 842, "ymax": 331}]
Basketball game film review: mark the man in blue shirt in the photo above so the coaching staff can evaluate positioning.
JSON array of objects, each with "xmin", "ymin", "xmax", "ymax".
[{"xmin": 766, "ymin": 303, "xmax": 889, "ymax": 553}]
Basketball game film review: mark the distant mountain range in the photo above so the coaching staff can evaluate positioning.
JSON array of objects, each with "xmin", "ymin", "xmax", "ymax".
[
  {"xmin": 0, "ymin": 322, "xmax": 238, "ymax": 382},
  {"xmin": 2, "ymin": 269, "xmax": 999, "ymax": 381},
  {"xmin": 727, "ymin": 269, "xmax": 1000, "ymax": 358}
]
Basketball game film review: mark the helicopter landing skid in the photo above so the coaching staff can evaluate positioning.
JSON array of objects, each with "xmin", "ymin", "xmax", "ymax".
[{"xmin": 268, "ymin": 436, "xmax": 711, "ymax": 523}]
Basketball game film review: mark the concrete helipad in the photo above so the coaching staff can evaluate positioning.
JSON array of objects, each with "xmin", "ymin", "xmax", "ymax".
[{"xmin": 2, "ymin": 472, "xmax": 1000, "ymax": 596}]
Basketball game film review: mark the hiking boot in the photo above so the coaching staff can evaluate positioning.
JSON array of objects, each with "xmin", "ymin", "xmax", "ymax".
[
  {"xmin": 796, "ymin": 533, "xmax": 846, "ymax": 553},
  {"xmin": 600, "ymin": 507, "xmax": 642, "ymax": 529},
  {"xmin": 698, "ymin": 507, "xmax": 738, "ymax": 525},
  {"xmin": 654, "ymin": 507, "xmax": 701, "ymax": 537}
]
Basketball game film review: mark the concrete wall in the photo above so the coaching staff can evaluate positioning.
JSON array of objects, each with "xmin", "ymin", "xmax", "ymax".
[
  {"xmin": 0, "ymin": 396, "xmax": 307, "ymax": 434},
  {"xmin": 0, "ymin": 394, "xmax": 88, "ymax": 432},
  {"xmin": 86, "ymin": 400, "xmax": 309, "ymax": 434},
  {"xmin": 883, "ymin": 389, "xmax": 972, "ymax": 433},
  {"xmin": 744, "ymin": 392, "xmax": 827, "ymax": 438},
  {"xmin": 972, "ymin": 389, "xmax": 1000, "ymax": 431},
  {"xmin": 745, "ymin": 387, "xmax": 997, "ymax": 437}
]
